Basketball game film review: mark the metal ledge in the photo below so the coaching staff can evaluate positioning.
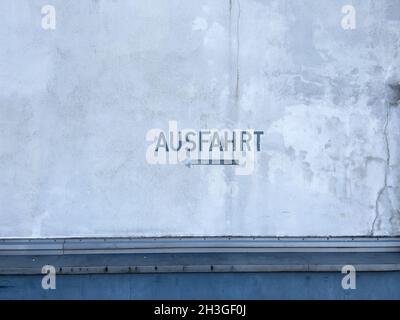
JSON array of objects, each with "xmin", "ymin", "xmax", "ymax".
[
  {"xmin": 0, "ymin": 237, "xmax": 399, "ymax": 255},
  {"xmin": 0, "ymin": 252, "xmax": 399, "ymax": 274}
]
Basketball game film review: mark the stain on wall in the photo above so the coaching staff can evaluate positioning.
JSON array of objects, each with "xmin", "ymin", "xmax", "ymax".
[{"xmin": 0, "ymin": 0, "xmax": 399, "ymax": 237}]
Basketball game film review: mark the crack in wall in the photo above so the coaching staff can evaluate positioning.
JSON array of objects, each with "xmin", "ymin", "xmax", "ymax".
[
  {"xmin": 228, "ymin": 0, "xmax": 241, "ymax": 104},
  {"xmin": 370, "ymin": 93, "xmax": 392, "ymax": 235},
  {"xmin": 235, "ymin": 0, "xmax": 241, "ymax": 101},
  {"xmin": 388, "ymin": 82, "xmax": 400, "ymax": 231},
  {"xmin": 225, "ymin": 0, "xmax": 241, "ymax": 235}
]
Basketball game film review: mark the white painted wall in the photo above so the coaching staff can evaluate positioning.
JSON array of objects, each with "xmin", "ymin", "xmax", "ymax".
[{"xmin": 0, "ymin": 0, "xmax": 399, "ymax": 237}]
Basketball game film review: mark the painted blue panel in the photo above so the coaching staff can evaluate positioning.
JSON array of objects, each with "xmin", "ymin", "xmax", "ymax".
[{"xmin": 0, "ymin": 272, "xmax": 399, "ymax": 300}]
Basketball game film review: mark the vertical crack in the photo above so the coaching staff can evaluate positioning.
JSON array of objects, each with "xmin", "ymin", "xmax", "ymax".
[
  {"xmin": 235, "ymin": 0, "xmax": 241, "ymax": 101},
  {"xmin": 229, "ymin": 0, "xmax": 232, "ymax": 37},
  {"xmin": 370, "ymin": 74, "xmax": 400, "ymax": 235},
  {"xmin": 228, "ymin": 0, "xmax": 241, "ymax": 107},
  {"xmin": 225, "ymin": 0, "xmax": 241, "ymax": 235},
  {"xmin": 370, "ymin": 95, "xmax": 391, "ymax": 235}
]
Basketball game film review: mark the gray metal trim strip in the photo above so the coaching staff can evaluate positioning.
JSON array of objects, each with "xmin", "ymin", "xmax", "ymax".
[{"xmin": 0, "ymin": 237, "xmax": 399, "ymax": 255}]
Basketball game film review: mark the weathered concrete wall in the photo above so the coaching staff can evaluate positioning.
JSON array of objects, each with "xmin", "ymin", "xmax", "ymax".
[{"xmin": 0, "ymin": 0, "xmax": 399, "ymax": 237}]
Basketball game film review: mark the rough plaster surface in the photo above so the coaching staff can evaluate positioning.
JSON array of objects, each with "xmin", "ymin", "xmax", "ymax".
[{"xmin": 0, "ymin": 0, "xmax": 399, "ymax": 237}]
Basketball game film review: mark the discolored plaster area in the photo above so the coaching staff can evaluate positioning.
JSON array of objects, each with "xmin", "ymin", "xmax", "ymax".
[{"xmin": 0, "ymin": 0, "xmax": 399, "ymax": 237}]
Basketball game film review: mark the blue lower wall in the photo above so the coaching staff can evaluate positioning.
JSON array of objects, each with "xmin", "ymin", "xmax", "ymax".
[{"xmin": 1, "ymin": 272, "xmax": 399, "ymax": 300}]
